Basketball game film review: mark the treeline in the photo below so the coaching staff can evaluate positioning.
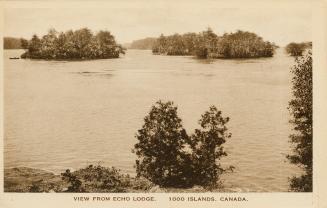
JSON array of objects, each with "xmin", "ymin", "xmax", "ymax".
[
  {"xmin": 152, "ymin": 28, "xmax": 277, "ymax": 58},
  {"xmin": 129, "ymin": 37, "xmax": 157, "ymax": 50},
  {"xmin": 21, "ymin": 28, "xmax": 125, "ymax": 60},
  {"xmin": 285, "ymin": 42, "xmax": 312, "ymax": 56},
  {"xmin": 4, "ymin": 37, "xmax": 23, "ymax": 49}
]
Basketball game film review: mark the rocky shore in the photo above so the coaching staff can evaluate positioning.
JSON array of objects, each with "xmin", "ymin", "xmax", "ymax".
[{"xmin": 4, "ymin": 167, "xmax": 232, "ymax": 193}]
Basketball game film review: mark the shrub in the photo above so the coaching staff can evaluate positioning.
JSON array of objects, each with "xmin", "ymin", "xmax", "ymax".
[
  {"xmin": 287, "ymin": 51, "xmax": 312, "ymax": 192},
  {"xmin": 61, "ymin": 165, "xmax": 132, "ymax": 192}
]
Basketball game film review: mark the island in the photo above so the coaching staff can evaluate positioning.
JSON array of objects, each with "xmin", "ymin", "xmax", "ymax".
[
  {"xmin": 20, "ymin": 28, "xmax": 125, "ymax": 60},
  {"xmin": 152, "ymin": 28, "xmax": 277, "ymax": 59}
]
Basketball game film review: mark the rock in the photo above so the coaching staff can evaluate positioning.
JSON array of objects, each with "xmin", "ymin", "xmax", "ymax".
[{"xmin": 148, "ymin": 185, "xmax": 163, "ymax": 193}]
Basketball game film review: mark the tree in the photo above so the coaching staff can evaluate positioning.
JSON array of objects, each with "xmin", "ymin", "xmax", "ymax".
[
  {"xmin": 133, "ymin": 101, "xmax": 232, "ymax": 189},
  {"xmin": 20, "ymin": 38, "xmax": 29, "ymax": 49},
  {"xmin": 190, "ymin": 106, "xmax": 232, "ymax": 188},
  {"xmin": 133, "ymin": 101, "xmax": 192, "ymax": 187},
  {"xmin": 152, "ymin": 34, "xmax": 168, "ymax": 54},
  {"xmin": 194, "ymin": 27, "xmax": 220, "ymax": 59},
  {"xmin": 96, "ymin": 30, "xmax": 124, "ymax": 58},
  {"xmin": 287, "ymin": 51, "xmax": 312, "ymax": 192},
  {"xmin": 41, "ymin": 28, "xmax": 58, "ymax": 59},
  {"xmin": 26, "ymin": 34, "xmax": 42, "ymax": 58},
  {"xmin": 286, "ymin": 42, "xmax": 307, "ymax": 56}
]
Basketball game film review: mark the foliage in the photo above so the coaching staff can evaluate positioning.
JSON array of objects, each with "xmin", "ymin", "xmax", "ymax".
[
  {"xmin": 129, "ymin": 37, "xmax": 157, "ymax": 50},
  {"xmin": 285, "ymin": 42, "xmax": 311, "ymax": 56},
  {"xmin": 190, "ymin": 106, "xmax": 233, "ymax": 188},
  {"xmin": 134, "ymin": 101, "xmax": 192, "ymax": 187},
  {"xmin": 61, "ymin": 165, "xmax": 133, "ymax": 192},
  {"xmin": 219, "ymin": 30, "xmax": 275, "ymax": 58},
  {"xmin": 61, "ymin": 169, "xmax": 84, "ymax": 192},
  {"xmin": 287, "ymin": 51, "xmax": 312, "ymax": 192},
  {"xmin": 20, "ymin": 38, "xmax": 29, "ymax": 49},
  {"xmin": 152, "ymin": 29, "xmax": 275, "ymax": 58},
  {"xmin": 20, "ymin": 28, "xmax": 125, "ymax": 60},
  {"xmin": 194, "ymin": 28, "xmax": 220, "ymax": 58},
  {"xmin": 133, "ymin": 101, "xmax": 232, "ymax": 189}
]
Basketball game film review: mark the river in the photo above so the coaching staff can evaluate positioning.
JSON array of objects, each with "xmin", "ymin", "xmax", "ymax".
[{"xmin": 4, "ymin": 48, "xmax": 301, "ymax": 192}]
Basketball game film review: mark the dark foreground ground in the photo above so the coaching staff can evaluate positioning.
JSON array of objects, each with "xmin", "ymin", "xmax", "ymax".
[{"xmin": 4, "ymin": 167, "xmax": 233, "ymax": 193}]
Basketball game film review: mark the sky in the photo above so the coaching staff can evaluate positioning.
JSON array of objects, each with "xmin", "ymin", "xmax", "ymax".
[{"xmin": 3, "ymin": 0, "xmax": 312, "ymax": 46}]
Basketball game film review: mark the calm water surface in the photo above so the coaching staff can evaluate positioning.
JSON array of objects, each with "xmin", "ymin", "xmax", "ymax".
[{"xmin": 4, "ymin": 49, "xmax": 301, "ymax": 192}]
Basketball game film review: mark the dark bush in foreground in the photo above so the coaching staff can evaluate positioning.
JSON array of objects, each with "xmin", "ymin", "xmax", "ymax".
[
  {"xmin": 287, "ymin": 51, "xmax": 312, "ymax": 192},
  {"xmin": 20, "ymin": 28, "xmax": 125, "ymax": 60},
  {"xmin": 133, "ymin": 101, "xmax": 232, "ymax": 189},
  {"xmin": 61, "ymin": 165, "xmax": 152, "ymax": 192},
  {"xmin": 152, "ymin": 28, "xmax": 276, "ymax": 58}
]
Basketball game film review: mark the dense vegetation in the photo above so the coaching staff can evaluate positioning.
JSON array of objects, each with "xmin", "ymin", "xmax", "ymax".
[
  {"xmin": 20, "ymin": 28, "xmax": 125, "ymax": 60},
  {"xmin": 285, "ymin": 42, "xmax": 312, "ymax": 56},
  {"xmin": 4, "ymin": 37, "xmax": 24, "ymax": 49},
  {"xmin": 133, "ymin": 101, "xmax": 232, "ymax": 189},
  {"xmin": 287, "ymin": 51, "xmax": 312, "ymax": 192},
  {"xmin": 129, "ymin": 37, "xmax": 157, "ymax": 50},
  {"xmin": 152, "ymin": 28, "xmax": 276, "ymax": 58},
  {"xmin": 61, "ymin": 165, "xmax": 152, "ymax": 192}
]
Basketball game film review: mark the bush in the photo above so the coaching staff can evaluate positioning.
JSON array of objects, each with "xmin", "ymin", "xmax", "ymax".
[
  {"xmin": 133, "ymin": 101, "xmax": 232, "ymax": 189},
  {"xmin": 61, "ymin": 165, "xmax": 132, "ymax": 192},
  {"xmin": 287, "ymin": 51, "xmax": 312, "ymax": 192}
]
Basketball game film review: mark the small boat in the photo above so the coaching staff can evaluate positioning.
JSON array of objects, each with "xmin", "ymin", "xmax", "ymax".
[{"xmin": 9, "ymin": 57, "xmax": 20, "ymax": 59}]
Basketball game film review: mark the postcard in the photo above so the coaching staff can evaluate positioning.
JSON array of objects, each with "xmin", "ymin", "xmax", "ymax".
[{"xmin": 1, "ymin": 0, "xmax": 326, "ymax": 207}]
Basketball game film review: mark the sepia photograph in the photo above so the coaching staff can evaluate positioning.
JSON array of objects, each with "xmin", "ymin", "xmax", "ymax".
[{"xmin": 1, "ymin": 0, "xmax": 319, "ymax": 201}]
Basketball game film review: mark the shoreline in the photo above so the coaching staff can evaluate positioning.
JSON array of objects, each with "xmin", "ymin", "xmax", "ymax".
[{"xmin": 4, "ymin": 166, "xmax": 233, "ymax": 193}]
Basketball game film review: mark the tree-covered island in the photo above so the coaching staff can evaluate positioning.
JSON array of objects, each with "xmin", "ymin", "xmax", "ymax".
[
  {"xmin": 152, "ymin": 28, "xmax": 277, "ymax": 59},
  {"xmin": 20, "ymin": 28, "xmax": 125, "ymax": 60}
]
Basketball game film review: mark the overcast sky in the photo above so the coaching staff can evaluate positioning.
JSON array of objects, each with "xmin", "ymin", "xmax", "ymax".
[{"xmin": 4, "ymin": 1, "xmax": 312, "ymax": 46}]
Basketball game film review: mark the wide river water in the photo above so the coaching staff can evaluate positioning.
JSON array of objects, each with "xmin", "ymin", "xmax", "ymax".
[{"xmin": 4, "ymin": 49, "xmax": 301, "ymax": 192}]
